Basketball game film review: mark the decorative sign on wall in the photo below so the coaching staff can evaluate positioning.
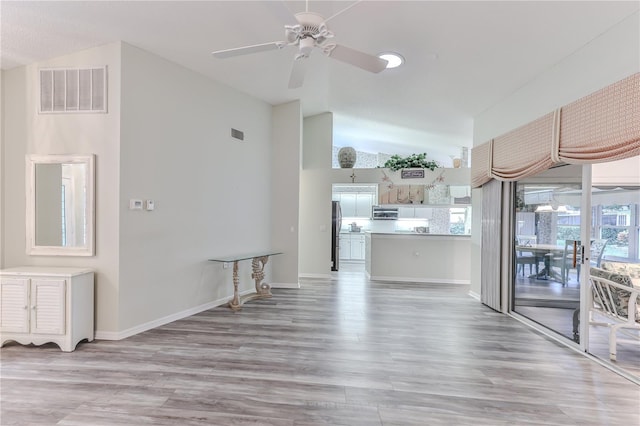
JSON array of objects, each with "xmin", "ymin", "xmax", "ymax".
[
  {"xmin": 379, "ymin": 184, "xmax": 425, "ymax": 204},
  {"xmin": 401, "ymin": 169, "xmax": 425, "ymax": 179}
]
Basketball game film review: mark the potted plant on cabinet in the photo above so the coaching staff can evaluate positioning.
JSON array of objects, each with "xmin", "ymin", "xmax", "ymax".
[{"xmin": 382, "ymin": 153, "xmax": 439, "ymax": 171}]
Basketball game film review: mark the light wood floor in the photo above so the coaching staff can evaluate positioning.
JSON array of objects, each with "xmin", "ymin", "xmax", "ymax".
[{"xmin": 2, "ymin": 272, "xmax": 639, "ymax": 425}]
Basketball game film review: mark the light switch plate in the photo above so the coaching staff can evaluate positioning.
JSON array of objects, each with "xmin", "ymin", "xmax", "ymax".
[
  {"xmin": 145, "ymin": 200, "xmax": 155, "ymax": 211},
  {"xmin": 129, "ymin": 199, "xmax": 143, "ymax": 210}
]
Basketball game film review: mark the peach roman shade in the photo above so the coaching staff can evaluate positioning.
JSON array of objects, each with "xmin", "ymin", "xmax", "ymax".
[
  {"xmin": 491, "ymin": 112, "xmax": 555, "ymax": 181},
  {"xmin": 471, "ymin": 73, "xmax": 640, "ymax": 188},
  {"xmin": 555, "ymin": 73, "xmax": 640, "ymax": 163},
  {"xmin": 471, "ymin": 142, "xmax": 491, "ymax": 188}
]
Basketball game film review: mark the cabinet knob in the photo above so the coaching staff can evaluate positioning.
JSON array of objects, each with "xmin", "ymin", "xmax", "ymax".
[{"xmin": 31, "ymin": 305, "xmax": 36, "ymax": 310}]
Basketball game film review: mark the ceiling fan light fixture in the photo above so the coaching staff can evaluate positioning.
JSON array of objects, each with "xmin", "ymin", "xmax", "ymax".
[{"xmin": 378, "ymin": 52, "xmax": 404, "ymax": 69}]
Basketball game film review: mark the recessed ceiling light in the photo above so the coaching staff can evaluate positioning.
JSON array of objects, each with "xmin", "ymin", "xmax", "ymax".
[{"xmin": 378, "ymin": 52, "xmax": 404, "ymax": 69}]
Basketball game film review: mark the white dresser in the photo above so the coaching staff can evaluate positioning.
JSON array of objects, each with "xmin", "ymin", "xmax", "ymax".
[{"xmin": 0, "ymin": 267, "xmax": 94, "ymax": 352}]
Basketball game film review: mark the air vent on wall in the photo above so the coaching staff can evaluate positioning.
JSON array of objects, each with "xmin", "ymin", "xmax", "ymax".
[
  {"xmin": 231, "ymin": 128, "xmax": 244, "ymax": 141},
  {"xmin": 39, "ymin": 66, "xmax": 107, "ymax": 113}
]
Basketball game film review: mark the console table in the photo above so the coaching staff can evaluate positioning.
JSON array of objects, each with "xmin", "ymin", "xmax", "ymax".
[{"xmin": 209, "ymin": 252, "xmax": 281, "ymax": 311}]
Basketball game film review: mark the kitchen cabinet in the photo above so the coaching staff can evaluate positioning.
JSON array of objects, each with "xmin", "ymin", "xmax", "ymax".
[
  {"xmin": 350, "ymin": 234, "xmax": 365, "ymax": 260},
  {"xmin": 415, "ymin": 208, "xmax": 434, "ymax": 219},
  {"xmin": 339, "ymin": 233, "xmax": 365, "ymax": 260},
  {"xmin": 336, "ymin": 193, "xmax": 373, "ymax": 218},
  {"xmin": 0, "ymin": 267, "xmax": 94, "ymax": 352},
  {"xmin": 355, "ymin": 193, "xmax": 373, "ymax": 218},
  {"xmin": 339, "ymin": 234, "xmax": 351, "ymax": 260},
  {"xmin": 398, "ymin": 207, "xmax": 433, "ymax": 219},
  {"xmin": 398, "ymin": 207, "xmax": 415, "ymax": 218}
]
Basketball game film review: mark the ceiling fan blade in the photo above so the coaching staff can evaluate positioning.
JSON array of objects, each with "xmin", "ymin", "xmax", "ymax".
[
  {"xmin": 212, "ymin": 42, "xmax": 284, "ymax": 59},
  {"xmin": 288, "ymin": 57, "xmax": 308, "ymax": 89},
  {"xmin": 326, "ymin": 44, "xmax": 388, "ymax": 73}
]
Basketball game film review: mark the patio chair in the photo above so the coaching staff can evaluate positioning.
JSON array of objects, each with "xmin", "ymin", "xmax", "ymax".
[
  {"xmin": 551, "ymin": 239, "xmax": 608, "ymax": 286},
  {"xmin": 515, "ymin": 235, "xmax": 539, "ymax": 276},
  {"xmin": 549, "ymin": 239, "xmax": 580, "ymax": 286}
]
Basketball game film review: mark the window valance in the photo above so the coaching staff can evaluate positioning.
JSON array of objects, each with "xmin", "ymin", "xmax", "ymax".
[{"xmin": 471, "ymin": 73, "xmax": 640, "ymax": 188}]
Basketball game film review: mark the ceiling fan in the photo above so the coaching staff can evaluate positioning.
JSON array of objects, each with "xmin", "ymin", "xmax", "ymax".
[{"xmin": 211, "ymin": 1, "xmax": 388, "ymax": 89}]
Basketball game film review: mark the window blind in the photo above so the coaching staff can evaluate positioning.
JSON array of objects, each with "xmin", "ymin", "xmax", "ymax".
[{"xmin": 471, "ymin": 73, "xmax": 640, "ymax": 188}]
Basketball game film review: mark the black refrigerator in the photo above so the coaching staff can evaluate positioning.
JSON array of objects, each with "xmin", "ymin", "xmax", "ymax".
[{"xmin": 331, "ymin": 201, "xmax": 342, "ymax": 271}]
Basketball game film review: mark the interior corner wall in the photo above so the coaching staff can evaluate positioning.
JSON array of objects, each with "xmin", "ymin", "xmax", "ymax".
[
  {"xmin": 299, "ymin": 113, "xmax": 333, "ymax": 278},
  {"xmin": 469, "ymin": 188, "xmax": 483, "ymax": 297},
  {"xmin": 302, "ymin": 112, "xmax": 332, "ymax": 169},
  {"xmin": 474, "ymin": 11, "xmax": 640, "ymax": 143},
  {"xmin": 118, "ymin": 43, "xmax": 274, "ymax": 332},
  {"xmin": 1, "ymin": 70, "xmax": 7, "ymax": 268},
  {"xmin": 470, "ymin": 11, "xmax": 640, "ymax": 303},
  {"xmin": 270, "ymin": 101, "xmax": 301, "ymax": 287},
  {"xmin": 0, "ymin": 42, "xmax": 122, "ymax": 333}
]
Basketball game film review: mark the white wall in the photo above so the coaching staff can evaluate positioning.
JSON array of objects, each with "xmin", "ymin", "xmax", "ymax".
[
  {"xmin": 299, "ymin": 113, "xmax": 333, "ymax": 278},
  {"xmin": 593, "ymin": 156, "xmax": 640, "ymax": 186},
  {"xmin": 303, "ymin": 113, "xmax": 332, "ymax": 170},
  {"xmin": 1, "ymin": 41, "xmax": 281, "ymax": 337},
  {"xmin": 118, "ymin": 43, "xmax": 274, "ymax": 331},
  {"xmin": 270, "ymin": 101, "xmax": 302, "ymax": 287},
  {"xmin": 0, "ymin": 69, "xmax": 5, "ymax": 268},
  {"xmin": 1, "ymin": 42, "xmax": 122, "ymax": 333},
  {"xmin": 470, "ymin": 11, "xmax": 640, "ymax": 298},
  {"xmin": 474, "ymin": 11, "xmax": 640, "ymax": 144}
]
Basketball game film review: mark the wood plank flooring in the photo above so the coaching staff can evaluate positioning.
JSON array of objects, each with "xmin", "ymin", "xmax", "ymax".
[{"xmin": 2, "ymin": 271, "xmax": 639, "ymax": 425}]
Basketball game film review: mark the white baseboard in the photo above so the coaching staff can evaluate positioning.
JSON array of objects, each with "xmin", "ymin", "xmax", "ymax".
[
  {"xmin": 298, "ymin": 273, "xmax": 331, "ymax": 280},
  {"xmin": 270, "ymin": 281, "xmax": 300, "ymax": 289},
  {"xmin": 369, "ymin": 275, "xmax": 470, "ymax": 285},
  {"xmin": 94, "ymin": 291, "xmax": 249, "ymax": 341},
  {"xmin": 468, "ymin": 290, "xmax": 481, "ymax": 301}
]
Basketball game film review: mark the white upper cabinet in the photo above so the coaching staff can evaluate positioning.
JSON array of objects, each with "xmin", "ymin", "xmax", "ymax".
[
  {"xmin": 333, "ymin": 184, "xmax": 377, "ymax": 219},
  {"xmin": 337, "ymin": 193, "xmax": 373, "ymax": 218},
  {"xmin": 398, "ymin": 207, "xmax": 415, "ymax": 218},
  {"xmin": 355, "ymin": 193, "xmax": 374, "ymax": 218}
]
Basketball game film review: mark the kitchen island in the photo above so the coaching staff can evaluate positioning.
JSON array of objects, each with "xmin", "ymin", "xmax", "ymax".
[{"xmin": 365, "ymin": 232, "xmax": 471, "ymax": 284}]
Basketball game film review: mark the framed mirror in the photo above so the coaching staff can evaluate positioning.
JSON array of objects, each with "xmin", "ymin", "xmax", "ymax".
[{"xmin": 26, "ymin": 154, "xmax": 95, "ymax": 256}]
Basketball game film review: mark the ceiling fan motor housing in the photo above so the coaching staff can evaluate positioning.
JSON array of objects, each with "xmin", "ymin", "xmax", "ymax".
[
  {"xmin": 294, "ymin": 12, "xmax": 332, "ymax": 44},
  {"xmin": 299, "ymin": 37, "xmax": 315, "ymax": 57}
]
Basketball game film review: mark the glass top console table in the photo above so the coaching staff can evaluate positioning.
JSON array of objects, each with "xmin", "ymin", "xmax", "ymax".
[{"xmin": 209, "ymin": 252, "xmax": 282, "ymax": 311}]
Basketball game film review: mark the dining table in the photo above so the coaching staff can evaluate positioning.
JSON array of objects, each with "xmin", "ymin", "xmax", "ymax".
[{"xmin": 515, "ymin": 243, "xmax": 566, "ymax": 281}]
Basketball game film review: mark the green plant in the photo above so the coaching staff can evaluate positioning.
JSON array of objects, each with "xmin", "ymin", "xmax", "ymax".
[{"xmin": 381, "ymin": 153, "xmax": 439, "ymax": 171}]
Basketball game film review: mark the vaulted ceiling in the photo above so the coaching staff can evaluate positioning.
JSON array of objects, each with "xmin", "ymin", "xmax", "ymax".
[{"xmin": 2, "ymin": 1, "xmax": 638, "ymax": 163}]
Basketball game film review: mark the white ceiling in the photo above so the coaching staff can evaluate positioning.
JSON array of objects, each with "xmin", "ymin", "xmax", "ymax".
[{"xmin": 2, "ymin": 1, "xmax": 638, "ymax": 164}]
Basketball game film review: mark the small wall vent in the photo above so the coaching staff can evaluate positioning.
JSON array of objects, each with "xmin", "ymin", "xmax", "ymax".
[
  {"xmin": 231, "ymin": 128, "xmax": 245, "ymax": 141},
  {"xmin": 39, "ymin": 66, "xmax": 107, "ymax": 113}
]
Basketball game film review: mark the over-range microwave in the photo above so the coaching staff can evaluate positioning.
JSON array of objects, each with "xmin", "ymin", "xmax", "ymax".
[{"xmin": 372, "ymin": 206, "xmax": 399, "ymax": 220}]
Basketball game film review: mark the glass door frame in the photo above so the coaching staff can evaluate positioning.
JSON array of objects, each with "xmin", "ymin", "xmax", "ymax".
[
  {"xmin": 578, "ymin": 165, "xmax": 592, "ymax": 354},
  {"xmin": 507, "ymin": 164, "xmax": 592, "ymax": 353}
]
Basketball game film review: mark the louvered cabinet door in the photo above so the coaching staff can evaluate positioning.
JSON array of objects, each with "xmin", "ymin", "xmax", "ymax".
[
  {"xmin": 0, "ymin": 268, "xmax": 93, "ymax": 351},
  {"xmin": 30, "ymin": 279, "xmax": 66, "ymax": 335},
  {"xmin": 0, "ymin": 278, "xmax": 30, "ymax": 333}
]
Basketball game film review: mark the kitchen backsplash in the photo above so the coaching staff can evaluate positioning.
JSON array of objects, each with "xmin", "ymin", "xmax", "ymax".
[{"xmin": 342, "ymin": 214, "xmax": 470, "ymax": 235}]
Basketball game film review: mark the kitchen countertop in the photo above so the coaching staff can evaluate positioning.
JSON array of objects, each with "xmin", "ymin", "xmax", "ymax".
[{"xmin": 365, "ymin": 231, "xmax": 470, "ymax": 237}]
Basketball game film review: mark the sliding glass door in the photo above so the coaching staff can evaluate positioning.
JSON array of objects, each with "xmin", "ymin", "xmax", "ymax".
[
  {"xmin": 512, "ymin": 165, "xmax": 585, "ymax": 342},
  {"xmin": 512, "ymin": 161, "xmax": 640, "ymax": 379}
]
